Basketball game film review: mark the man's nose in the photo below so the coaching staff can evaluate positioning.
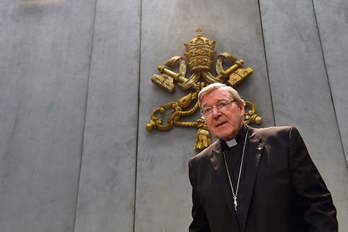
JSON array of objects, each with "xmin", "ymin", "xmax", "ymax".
[{"xmin": 212, "ymin": 107, "xmax": 221, "ymax": 117}]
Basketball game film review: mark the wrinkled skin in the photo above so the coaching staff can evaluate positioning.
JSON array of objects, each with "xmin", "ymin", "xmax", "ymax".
[{"xmin": 201, "ymin": 89, "xmax": 244, "ymax": 140}]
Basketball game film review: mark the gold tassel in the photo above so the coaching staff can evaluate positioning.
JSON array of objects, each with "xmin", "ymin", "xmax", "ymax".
[{"xmin": 195, "ymin": 129, "xmax": 211, "ymax": 151}]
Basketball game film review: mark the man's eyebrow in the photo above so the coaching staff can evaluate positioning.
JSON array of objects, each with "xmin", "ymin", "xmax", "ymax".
[
  {"xmin": 217, "ymin": 99, "xmax": 229, "ymax": 102},
  {"xmin": 201, "ymin": 103, "xmax": 209, "ymax": 108}
]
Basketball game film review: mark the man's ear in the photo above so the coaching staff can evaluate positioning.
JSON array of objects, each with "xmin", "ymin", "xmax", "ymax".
[{"xmin": 239, "ymin": 103, "xmax": 245, "ymax": 117}]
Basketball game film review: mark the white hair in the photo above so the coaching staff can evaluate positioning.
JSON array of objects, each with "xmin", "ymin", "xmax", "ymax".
[{"xmin": 198, "ymin": 83, "xmax": 245, "ymax": 107}]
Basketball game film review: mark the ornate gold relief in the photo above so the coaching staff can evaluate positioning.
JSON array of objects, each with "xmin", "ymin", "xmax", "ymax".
[{"xmin": 147, "ymin": 29, "xmax": 262, "ymax": 151}]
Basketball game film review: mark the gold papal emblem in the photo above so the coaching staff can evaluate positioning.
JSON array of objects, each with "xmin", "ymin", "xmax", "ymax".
[{"xmin": 146, "ymin": 29, "xmax": 262, "ymax": 151}]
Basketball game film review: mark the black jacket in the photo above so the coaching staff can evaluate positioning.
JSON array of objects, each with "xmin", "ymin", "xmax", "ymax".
[{"xmin": 188, "ymin": 126, "xmax": 338, "ymax": 232}]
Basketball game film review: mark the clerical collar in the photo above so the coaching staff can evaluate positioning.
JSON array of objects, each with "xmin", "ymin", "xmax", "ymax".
[
  {"xmin": 225, "ymin": 138, "xmax": 237, "ymax": 148},
  {"xmin": 222, "ymin": 124, "xmax": 247, "ymax": 148}
]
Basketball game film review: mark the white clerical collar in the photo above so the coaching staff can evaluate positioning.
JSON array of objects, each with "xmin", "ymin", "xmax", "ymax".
[{"xmin": 225, "ymin": 138, "xmax": 237, "ymax": 148}]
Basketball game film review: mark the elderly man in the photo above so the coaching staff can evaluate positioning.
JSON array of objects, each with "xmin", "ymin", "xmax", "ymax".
[{"xmin": 188, "ymin": 83, "xmax": 338, "ymax": 232}]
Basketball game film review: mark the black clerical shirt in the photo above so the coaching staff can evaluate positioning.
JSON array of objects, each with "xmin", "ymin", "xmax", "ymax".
[{"xmin": 221, "ymin": 124, "xmax": 248, "ymax": 231}]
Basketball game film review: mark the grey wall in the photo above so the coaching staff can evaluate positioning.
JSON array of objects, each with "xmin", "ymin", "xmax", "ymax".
[
  {"xmin": 74, "ymin": 0, "xmax": 140, "ymax": 232},
  {"xmin": 0, "ymin": 0, "xmax": 95, "ymax": 231},
  {"xmin": 0, "ymin": 0, "xmax": 347, "ymax": 232}
]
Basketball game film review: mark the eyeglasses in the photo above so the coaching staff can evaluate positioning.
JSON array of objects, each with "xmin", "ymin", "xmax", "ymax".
[{"xmin": 201, "ymin": 99, "xmax": 235, "ymax": 116}]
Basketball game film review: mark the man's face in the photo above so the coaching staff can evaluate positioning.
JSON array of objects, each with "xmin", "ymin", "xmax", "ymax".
[{"xmin": 201, "ymin": 88, "xmax": 244, "ymax": 140}]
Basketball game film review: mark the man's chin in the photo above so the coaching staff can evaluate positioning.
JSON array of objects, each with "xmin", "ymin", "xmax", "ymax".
[
  {"xmin": 214, "ymin": 131, "xmax": 232, "ymax": 140},
  {"xmin": 213, "ymin": 129, "xmax": 238, "ymax": 140}
]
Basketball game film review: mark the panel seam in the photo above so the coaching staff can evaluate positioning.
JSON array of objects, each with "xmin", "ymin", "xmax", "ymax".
[
  {"xmin": 72, "ymin": 0, "xmax": 99, "ymax": 231},
  {"xmin": 311, "ymin": 0, "xmax": 348, "ymax": 168},
  {"xmin": 133, "ymin": 0, "xmax": 142, "ymax": 231},
  {"xmin": 257, "ymin": 0, "xmax": 276, "ymax": 126}
]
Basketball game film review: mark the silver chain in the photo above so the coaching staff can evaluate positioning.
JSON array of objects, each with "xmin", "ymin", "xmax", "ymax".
[{"xmin": 223, "ymin": 130, "xmax": 248, "ymax": 212}]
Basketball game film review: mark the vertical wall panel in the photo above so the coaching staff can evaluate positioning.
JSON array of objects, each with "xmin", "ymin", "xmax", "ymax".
[
  {"xmin": 0, "ymin": 1, "xmax": 96, "ymax": 232},
  {"xmin": 136, "ymin": 0, "xmax": 273, "ymax": 231},
  {"xmin": 313, "ymin": 0, "xmax": 348, "ymax": 164},
  {"xmin": 260, "ymin": 0, "xmax": 348, "ymax": 228},
  {"xmin": 74, "ymin": 0, "xmax": 140, "ymax": 232}
]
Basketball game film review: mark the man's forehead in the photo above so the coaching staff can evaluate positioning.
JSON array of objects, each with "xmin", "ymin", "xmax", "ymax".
[{"xmin": 202, "ymin": 89, "xmax": 231, "ymax": 105}]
